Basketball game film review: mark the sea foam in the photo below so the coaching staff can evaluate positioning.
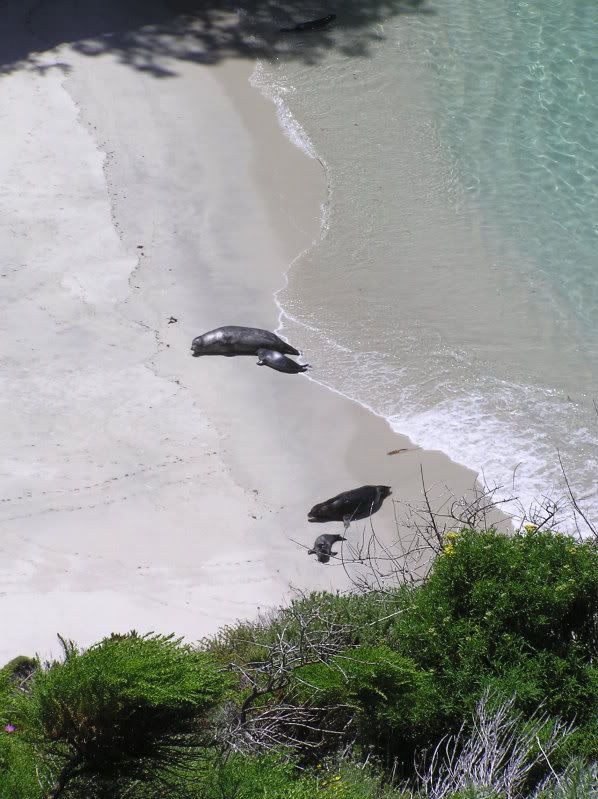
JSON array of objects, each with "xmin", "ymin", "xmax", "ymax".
[{"xmin": 250, "ymin": 63, "xmax": 317, "ymax": 160}]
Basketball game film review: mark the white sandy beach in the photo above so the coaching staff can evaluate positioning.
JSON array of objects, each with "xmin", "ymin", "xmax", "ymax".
[{"xmin": 0, "ymin": 0, "xmax": 489, "ymax": 663}]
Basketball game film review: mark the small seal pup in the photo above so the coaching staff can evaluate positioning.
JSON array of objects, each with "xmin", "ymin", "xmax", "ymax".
[
  {"xmin": 308, "ymin": 485, "xmax": 392, "ymax": 528},
  {"xmin": 308, "ymin": 533, "xmax": 346, "ymax": 564},
  {"xmin": 256, "ymin": 349, "xmax": 310, "ymax": 374},
  {"xmin": 191, "ymin": 326, "xmax": 300, "ymax": 357},
  {"xmin": 280, "ymin": 13, "xmax": 336, "ymax": 32}
]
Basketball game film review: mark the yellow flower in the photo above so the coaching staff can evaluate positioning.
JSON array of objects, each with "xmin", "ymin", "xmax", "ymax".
[
  {"xmin": 443, "ymin": 543, "xmax": 456, "ymax": 556},
  {"xmin": 523, "ymin": 524, "xmax": 538, "ymax": 533},
  {"xmin": 445, "ymin": 531, "xmax": 460, "ymax": 541}
]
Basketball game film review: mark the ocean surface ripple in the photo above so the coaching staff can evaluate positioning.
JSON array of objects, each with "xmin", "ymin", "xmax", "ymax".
[{"xmin": 253, "ymin": 0, "xmax": 598, "ymax": 524}]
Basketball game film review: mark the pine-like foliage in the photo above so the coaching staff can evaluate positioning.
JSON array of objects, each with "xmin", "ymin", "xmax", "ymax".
[{"xmin": 6, "ymin": 632, "xmax": 228, "ymax": 797}]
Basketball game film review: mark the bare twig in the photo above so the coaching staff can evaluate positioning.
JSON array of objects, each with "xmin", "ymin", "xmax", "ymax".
[
  {"xmin": 413, "ymin": 692, "xmax": 574, "ymax": 799},
  {"xmin": 216, "ymin": 600, "xmax": 356, "ymax": 755},
  {"xmin": 557, "ymin": 449, "xmax": 597, "ymax": 540}
]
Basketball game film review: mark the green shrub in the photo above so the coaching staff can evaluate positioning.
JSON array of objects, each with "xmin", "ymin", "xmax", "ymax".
[
  {"xmin": 0, "ymin": 732, "xmax": 46, "ymax": 799},
  {"xmin": 397, "ymin": 528, "xmax": 598, "ymax": 659},
  {"xmin": 295, "ymin": 645, "xmax": 442, "ymax": 765},
  {"xmin": 0, "ymin": 656, "xmax": 37, "ymax": 688},
  {"xmin": 2, "ymin": 528, "xmax": 592, "ymax": 796},
  {"xmin": 194, "ymin": 753, "xmax": 407, "ymax": 799},
  {"xmin": 208, "ymin": 530, "xmax": 598, "ymax": 768},
  {"xmin": 389, "ymin": 529, "xmax": 598, "ymax": 732},
  {"xmin": 193, "ymin": 752, "xmax": 298, "ymax": 798},
  {"xmin": 312, "ymin": 760, "xmax": 408, "ymax": 799},
  {"xmin": 6, "ymin": 632, "xmax": 228, "ymax": 797},
  {"xmin": 205, "ymin": 590, "xmax": 408, "ymax": 666}
]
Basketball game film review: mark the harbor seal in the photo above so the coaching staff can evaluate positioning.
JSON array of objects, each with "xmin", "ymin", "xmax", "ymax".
[
  {"xmin": 280, "ymin": 14, "xmax": 336, "ymax": 32},
  {"xmin": 308, "ymin": 533, "xmax": 346, "ymax": 564},
  {"xmin": 308, "ymin": 485, "xmax": 392, "ymax": 528},
  {"xmin": 256, "ymin": 349, "xmax": 310, "ymax": 374},
  {"xmin": 191, "ymin": 326, "xmax": 300, "ymax": 357}
]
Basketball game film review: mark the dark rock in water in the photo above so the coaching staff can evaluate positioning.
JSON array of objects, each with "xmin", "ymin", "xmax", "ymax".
[
  {"xmin": 308, "ymin": 485, "xmax": 392, "ymax": 528},
  {"xmin": 280, "ymin": 13, "xmax": 336, "ymax": 33},
  {"xmin": 308, "ymin": 533, "xmax": 346, "ymax": 563}
]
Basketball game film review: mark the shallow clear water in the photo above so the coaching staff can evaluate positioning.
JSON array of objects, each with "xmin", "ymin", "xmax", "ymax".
[
  {"xmin": 426, "ymin": 0, "xmax": 598, "ymax": 330},
  {"xmin": 253, "ymin": 0, "xmax": 598, "ymax": 521}
]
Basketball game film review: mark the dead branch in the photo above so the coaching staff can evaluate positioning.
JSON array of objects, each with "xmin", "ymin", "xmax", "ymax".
[
  {"xmin": 413, "ymin": 691, "xmax": 574, "ymax": 799},
  {"xmin": 557, "ymin": 449, "xmax": 598, "ymax": 540},
  {"xmin": 216, "ymin": 599, "xmax": 357, "ymax": 755}
]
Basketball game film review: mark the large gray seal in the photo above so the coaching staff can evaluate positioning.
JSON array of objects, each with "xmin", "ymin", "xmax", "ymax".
[
  {"xmin": 256, "ymin": 349, "xmax": 310, "ymax": 374},
  {"xmin": 308, "ymin": 533, "xmax": 346, "ymax": 564},
  {"xmin": 191, "ymin": 326, "xmax": 300, "ymax": 358},
  {"xmin": 308, "ymin": 485, "xmax": 392, "ymax": 528}
]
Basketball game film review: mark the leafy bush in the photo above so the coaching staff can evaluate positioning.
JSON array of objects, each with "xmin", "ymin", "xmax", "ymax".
[
  {"xmin": 389, "ymin": 529, "xmax": 598, "ymax": 733},
  {"xmin": 205, "ymin": 590, "xmax": 407, "ymax": 667},
  {"xmin": 194, "ymin": 752, "xmax": 406, "ymax": 799},
  {"xmin": 295, "ymin": 645, "xmax": 442, "ymax": 762},
  {"xmin": 0, "ymin": 656, "xmax": 37, "ymax": 688},
  {"xmin": 208, "ymin": 530, "xmax": 598, "ymax": 767},
  {"xmin": 396, "ymin": 528, "xmax": 598, "ymax": 658},
  {"xmin": 5, "ymin": 633, "xmax": 228, "ymax": 797},
  {"xmin": 2, "ymin": 529, "xmax": 596, "ymax": 796},
  {"xmin": 0, "ymin": 731, "xmax": 46, "ymax": 799},
  {"xmin": 193, "ymin": 752, "xmax": 298, "ymax": 798}
]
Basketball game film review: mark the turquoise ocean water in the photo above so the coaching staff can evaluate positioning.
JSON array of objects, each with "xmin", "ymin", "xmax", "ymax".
[{"xmin": 252, "ymin": 0, "xmax": 598, "ymax": 522}]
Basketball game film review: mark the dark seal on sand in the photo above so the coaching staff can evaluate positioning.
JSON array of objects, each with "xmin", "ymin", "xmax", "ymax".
[
  {"xmin": 256, "ymin": 349, "xmax": 310, "ymax": 374},
  {"xmin": 308, "ymin": 485, "xmax": 392, "ymax": 528},
  {"xmin": 280, "ymin": 13, "xmax": 336, "ymax": 32},
  {"xmin": 308, "ymin": 533, "xmax": 346, "ymax": 564},
  {"xmin": 191, "ymin": 326, "xmax": 300, "ymax": 357}
]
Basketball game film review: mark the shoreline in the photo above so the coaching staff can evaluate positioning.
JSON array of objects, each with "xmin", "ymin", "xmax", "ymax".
[
  {"xmin": 257, "ymin": 8, "xmax": 598, "ymax": 526},
  {"xmin": 0, "ymin": 2, "xmax": 497, "ymax": 664}
]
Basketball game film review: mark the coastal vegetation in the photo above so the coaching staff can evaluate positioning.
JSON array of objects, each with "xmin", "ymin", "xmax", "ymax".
[{"xmin": 1, "ymin": 525, "xmax": 597, "ymax": 798}]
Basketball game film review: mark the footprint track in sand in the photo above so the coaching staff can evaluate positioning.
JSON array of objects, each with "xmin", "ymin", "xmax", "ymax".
[{"xmin": 0, "ymin": 455, "xmax": 221, "ymax": 505}]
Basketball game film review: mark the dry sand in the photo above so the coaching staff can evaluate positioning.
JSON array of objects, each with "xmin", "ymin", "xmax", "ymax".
[{"xmin": 0, "ymin": 1, "xmax": 489, "ymax": 663}]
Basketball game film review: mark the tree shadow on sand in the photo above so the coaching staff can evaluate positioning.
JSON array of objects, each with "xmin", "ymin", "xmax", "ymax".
[{"xmin": 1, "ymin": 0, "xmax": 436, "ymax": 78}]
